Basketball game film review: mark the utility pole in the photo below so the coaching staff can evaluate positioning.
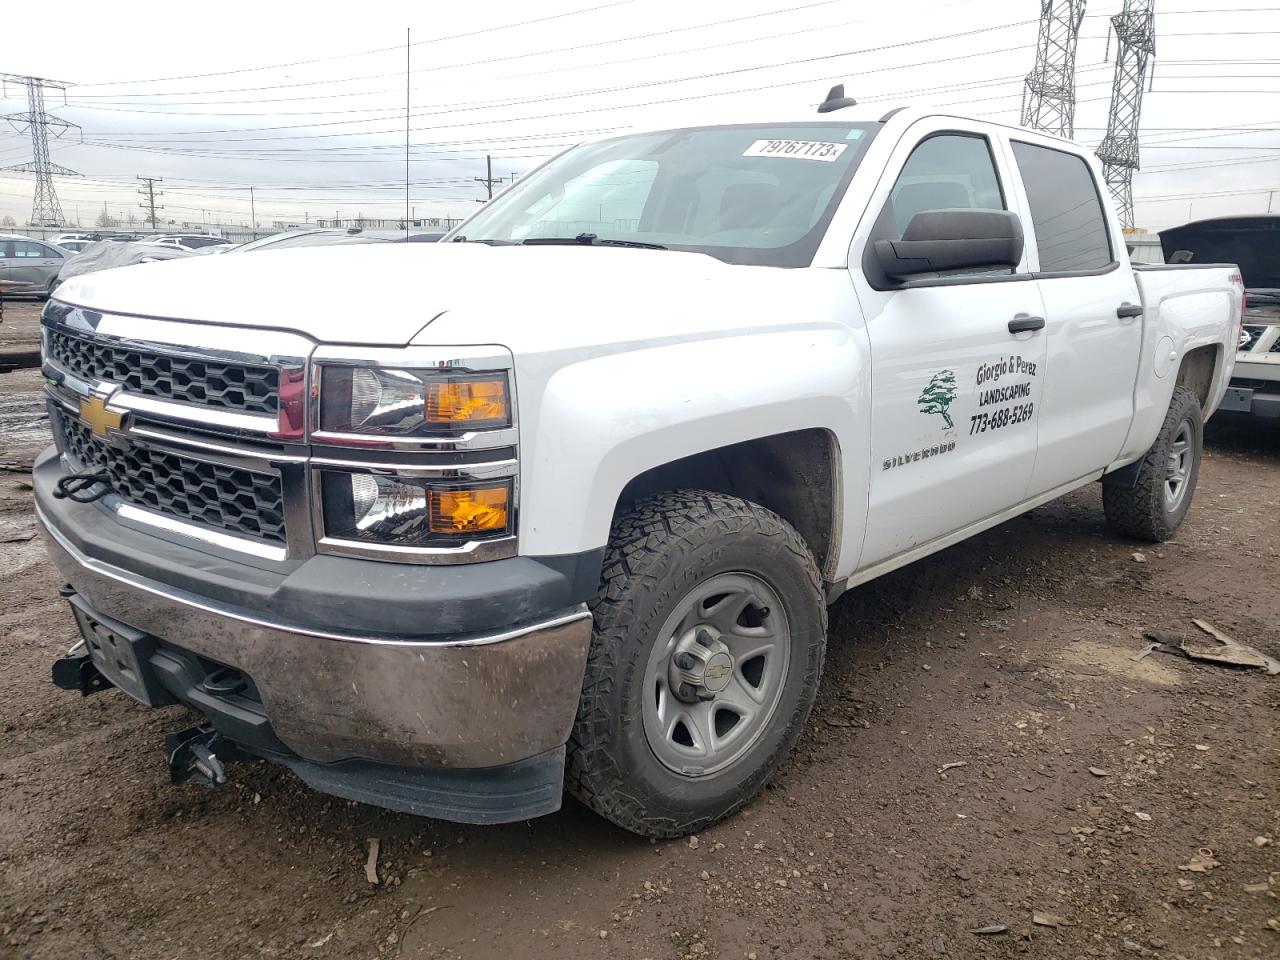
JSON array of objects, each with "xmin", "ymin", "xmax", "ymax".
[
  {"xmin": 1020, "ymin": 1, "xmax": 1088, "ymax": 138},
  {"xmin": 0, "ymin": 73, "xmax": 82, "ymax": 226},
  {"xmin": 249, "ymin": 186, "xmax": 258, "ymax": 238},
  {"xmin": 137, "ymin": 176, "xmax": 164, "ymax": 230},
  {"xmin": 1097, "ymin": 0, "xmax": 1157, "ymax": 229},
  {"xmin": 405, "ymin": 26, "xmax": 411, "ymax": 239},
  {"xmin": 474, "ymin": 155, "xmax": 501, "ymax": 202}
]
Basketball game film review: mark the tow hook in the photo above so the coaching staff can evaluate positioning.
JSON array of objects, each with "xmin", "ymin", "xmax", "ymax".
[
  {"xmin": 165, "ymin": 725, "xmax": 244, "ymax": 788},
  {"xmin": 51, "ymin": 642, "xmax": 111, "ymax": 696}
]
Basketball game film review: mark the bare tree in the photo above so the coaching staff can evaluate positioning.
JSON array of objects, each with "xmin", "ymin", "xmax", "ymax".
[
  {"xmin": 0, "ymin": 215, "xmax": 14, "ymax": 227},
  {"xmin": 95, "ymin": 203, "xmax": 117, "ymax": 228}
]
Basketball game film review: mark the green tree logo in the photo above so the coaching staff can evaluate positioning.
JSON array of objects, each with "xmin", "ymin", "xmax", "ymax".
[{"xmin": 918, "ymin": 370, "xmax": 958, "ymax": 428}]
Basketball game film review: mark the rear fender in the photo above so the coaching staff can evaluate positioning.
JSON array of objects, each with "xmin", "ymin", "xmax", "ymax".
[{"xmin": 1116, "ymin": 271, "xmax": 1239, "ymax": 465}]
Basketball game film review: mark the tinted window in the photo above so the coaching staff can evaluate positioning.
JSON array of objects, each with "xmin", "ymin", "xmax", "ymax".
[
  {"xmin": 1011, "ymin": 141, "xmax": 1112, "ymax": 273},
  {"xmin": 886, "ymin": 134, "xmax": 1005, "ymax": 238},
  {"xmin": 12, "ymin": 241, "xmax": 47, "ymax": 257}
]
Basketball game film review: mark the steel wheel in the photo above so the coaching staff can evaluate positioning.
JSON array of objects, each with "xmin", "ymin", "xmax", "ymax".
[
  {"xmin": 641, "ymin": 572, "xmax": 790, "ymax": 777},
  {"xmin": 1164, "ymin": 418, "xmax": 1194, "ymax": 511}
]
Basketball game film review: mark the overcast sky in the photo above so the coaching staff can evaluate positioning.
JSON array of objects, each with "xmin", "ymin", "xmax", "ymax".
[{"xmin": 2, "ymin": 0, "xmax": 1277, "ymax": 231}]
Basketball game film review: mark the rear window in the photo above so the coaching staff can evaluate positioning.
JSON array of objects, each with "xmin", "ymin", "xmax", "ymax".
[{"xmin": 1011, "ymin": 141, "xmax": 1113, "ymax": 273}]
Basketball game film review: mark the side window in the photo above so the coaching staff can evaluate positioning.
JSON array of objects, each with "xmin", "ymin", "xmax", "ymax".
[
  {"xmin": 13, "ymin": 241, "xmax": 44, "ymax": 258},
  {"xmin": 885, "ymin": 134, "xmax": 1006, "ymax": 238},
  {"xmin": 1010, "ymin": 141, "xmax": 1113, "ymax": 273}
]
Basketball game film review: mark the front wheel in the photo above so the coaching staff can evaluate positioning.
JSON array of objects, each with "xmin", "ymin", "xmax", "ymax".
[
  {"xmin": 1103, "ymin": 385, "xmax": 1203, "ymax": 542},
  {"xmin": 567, "ymin": 491, "xmax": 826, "ymax": 838}
]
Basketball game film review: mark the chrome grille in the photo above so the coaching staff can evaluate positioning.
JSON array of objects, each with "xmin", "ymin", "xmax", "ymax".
[
  {"xmin": 53, "ymin": 408, "xmax": 287, "ymax": 544},
  {"xmin": 46, "ymin": 326, "xmax": 279, "ymax": 415}
]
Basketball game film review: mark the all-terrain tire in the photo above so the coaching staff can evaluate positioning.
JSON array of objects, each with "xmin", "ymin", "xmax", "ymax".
[
  {"xmin": 1103, "ymin": 385, "xmax": 1203, "ymax": 542},
  {"xmin": 567, "ymin": 490, "xmax": 826, "ymax": 839}
]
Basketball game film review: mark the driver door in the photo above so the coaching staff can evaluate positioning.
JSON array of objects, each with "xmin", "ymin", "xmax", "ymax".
[{"xmin": 848, "ymin": 124, "xmax": 1048, "ymax": 571}]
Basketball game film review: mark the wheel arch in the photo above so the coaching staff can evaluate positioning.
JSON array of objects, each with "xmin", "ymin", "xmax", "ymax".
[
  {"xmin": 1175, "ymin": 342, "xmax": 1221, "ymax": 415},
  {"xmin": 614, "ymin": 429, "xmax": 842, "ymax": 580}
]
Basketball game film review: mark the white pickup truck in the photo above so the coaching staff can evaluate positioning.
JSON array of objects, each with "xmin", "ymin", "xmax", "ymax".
[{"xmin": 36, "ymin": 92, "xmax": 1242, "ymax": 838}]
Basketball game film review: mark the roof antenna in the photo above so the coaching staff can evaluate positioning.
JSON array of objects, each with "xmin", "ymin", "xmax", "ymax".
[{"xmin": 817, "ymin": 83, "xmax": 857, "ymax": 114}]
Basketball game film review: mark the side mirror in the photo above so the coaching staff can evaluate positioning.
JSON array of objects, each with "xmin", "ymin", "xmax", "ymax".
[{"xmin": 874, "ymin": 208, "xmax": 1024, "ymax": 281}]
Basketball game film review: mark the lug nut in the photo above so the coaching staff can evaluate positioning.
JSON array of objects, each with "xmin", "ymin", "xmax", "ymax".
[
  {"xmin": 676, "ymin": 653, "xmax": 697, "ymax": 670},
  {"xmin": 678, "ymin": 682, "xmax": 699, "ymax": 700},
  {"xmin": 695, "ymin": 628, "xmax": 714, "ymax": 648}
]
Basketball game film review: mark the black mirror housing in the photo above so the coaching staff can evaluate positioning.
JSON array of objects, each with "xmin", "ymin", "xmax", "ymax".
[{"xmin": 874, "ymin": 208, "xmax": 1024, "ymax": 281}]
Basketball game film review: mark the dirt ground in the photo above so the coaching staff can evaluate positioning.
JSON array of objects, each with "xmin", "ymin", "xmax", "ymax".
[{"xmin": 1, "ymin": 349, "xmax": 1276, "ymax": 960}]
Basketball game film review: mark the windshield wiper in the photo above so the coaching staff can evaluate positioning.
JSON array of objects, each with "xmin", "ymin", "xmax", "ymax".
[
  {"xmin": 450, "ymin": 236, "xmax": 520, "ymax": 245},
  {"xmin": 522, "ymin": 233, "xmax": 668, "ymax": 250}
]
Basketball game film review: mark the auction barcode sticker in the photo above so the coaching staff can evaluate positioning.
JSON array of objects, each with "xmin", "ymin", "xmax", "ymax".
[{"xmin": 742, "ymin": 139, "xmax": 847, "ymax": 162}]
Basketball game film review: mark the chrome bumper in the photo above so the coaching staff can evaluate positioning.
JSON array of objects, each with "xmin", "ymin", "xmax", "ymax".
[{"xmin": 38, "ymin": 507, "xmax": 593, "ymax": 769}]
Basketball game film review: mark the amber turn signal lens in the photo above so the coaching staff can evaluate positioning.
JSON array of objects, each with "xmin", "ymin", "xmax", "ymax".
[
  {"xmin": 425, "ymin": 377, "xmax": 509, "ymax": 427},
  {"xmin": 427, "ymin": 485, "xmax": 509, "ymax": 534}
]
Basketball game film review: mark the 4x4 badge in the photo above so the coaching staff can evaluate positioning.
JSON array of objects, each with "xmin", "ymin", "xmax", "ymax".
[{"xmin": 80, "ymin": 395, "xmax": 124, "ymax": 438}]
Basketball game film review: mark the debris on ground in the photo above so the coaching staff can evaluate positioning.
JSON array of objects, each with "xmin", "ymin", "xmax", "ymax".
[
  {"xmin": 1138, "ymin": 624, "xmax": 1280, "ymax": 675},
  {"xmin": 1089, "ymin": 766, "xmax": 1110, "ymax": 777},
  {"xmin": 1032, "ymin": 912, "xmax": 1067, "ymax": 928},
  {"xmin": 968, "ymin": 924, "xmax": 1007, "ymax": 935},
  {"xmin": 937, "ymin": 761, "xmax": 968, "ymax": 775},
  {"xmin": 1178, "ymin": 848, "xmax": 1221, "ymax": 873},
  {"xmin": 365, "ymin": 838, "xmax": 381, "ymax": 884}
]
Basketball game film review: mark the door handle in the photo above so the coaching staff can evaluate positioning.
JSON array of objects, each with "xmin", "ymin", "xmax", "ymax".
[
  {"xmin": 1008, "ymin": 313, "xmax": 1046, "ymax": 334},
  {"xmin": 1116, "ymin": 303, "xmax": 1143, "ymax": 319}
]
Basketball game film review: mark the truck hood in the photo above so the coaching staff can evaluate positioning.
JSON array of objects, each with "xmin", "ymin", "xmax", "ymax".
[
  {"xmin": 52, "ymin": 244, "xmax": 843, "ymax": 351},
  {"xmin": 1159, "ymin": 216, "xmax": 1280, "ymax": 290}
]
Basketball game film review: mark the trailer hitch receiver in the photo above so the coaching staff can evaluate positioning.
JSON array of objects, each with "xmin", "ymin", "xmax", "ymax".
[{"xmin": 165, "ymin": 725, "xmax": 245, "ymax": 788}]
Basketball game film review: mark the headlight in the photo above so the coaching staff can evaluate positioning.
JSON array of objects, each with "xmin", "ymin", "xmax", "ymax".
[
  {"xmin": 320, "ymin": 471, "xmax": 512, "ymax": 546},
  {"xmin": 318, "ymin": 366, "xmax": 510, "ymax": 437}
]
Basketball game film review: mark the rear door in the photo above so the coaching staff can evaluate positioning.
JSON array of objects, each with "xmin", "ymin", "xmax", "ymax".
[
  {"xmin": 850, "ymin": 121, "xmax": 1049, "ymax": 569},
  {"xmin": 8, "ymin": 239, "xmax": 63, "ymax": 292},
  {"xmin": 1007, "ymin": 139, "xmax": 1144, "ymax": 495}
]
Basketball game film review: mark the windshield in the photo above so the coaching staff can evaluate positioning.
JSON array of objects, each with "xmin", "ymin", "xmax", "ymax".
[{"xmin": 455, "ymin": 122, "xmax": 879, "ymax": 267}]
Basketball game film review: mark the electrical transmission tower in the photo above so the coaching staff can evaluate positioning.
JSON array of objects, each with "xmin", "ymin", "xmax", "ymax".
[
  {"xmin": 1096, "ymin": 0, "xmax": 1156, "ymax": 229},
  {"xmin": 1021, "ymin": 1, "xmax": 1088, "ymax": 138},
  {"xmin": 0, "ymin": 74, "xmax": 81, "ymax": 227},
  {"xmin": 138, "ymin": 176, "xmax": 164, "ymax": 229}
]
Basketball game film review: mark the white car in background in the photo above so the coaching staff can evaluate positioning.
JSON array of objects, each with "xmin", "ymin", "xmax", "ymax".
[{"xmin": 145, "ymin": 234, "xmax": 235, "ymax": 252}]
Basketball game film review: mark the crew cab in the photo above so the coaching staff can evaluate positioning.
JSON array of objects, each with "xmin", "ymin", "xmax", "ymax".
[{"xmin": 34, "ymin": 92, "xmax": 1242, "ymax": 837}]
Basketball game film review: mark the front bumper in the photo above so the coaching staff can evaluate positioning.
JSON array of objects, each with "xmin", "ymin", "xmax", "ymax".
[{"xmin": 34, "ymin": 448, "xmax": 595, "ymax": 776}]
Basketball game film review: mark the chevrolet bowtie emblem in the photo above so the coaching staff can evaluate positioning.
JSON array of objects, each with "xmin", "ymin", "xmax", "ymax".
[{"xmin": 80, "ymin": 395, "xmax": 124, "ymax": 438}]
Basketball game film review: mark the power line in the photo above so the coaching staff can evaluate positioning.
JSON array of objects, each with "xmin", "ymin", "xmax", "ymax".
[{"xmin": 74, "ymin": 1, "xmax": 639, "ymax": 88}]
